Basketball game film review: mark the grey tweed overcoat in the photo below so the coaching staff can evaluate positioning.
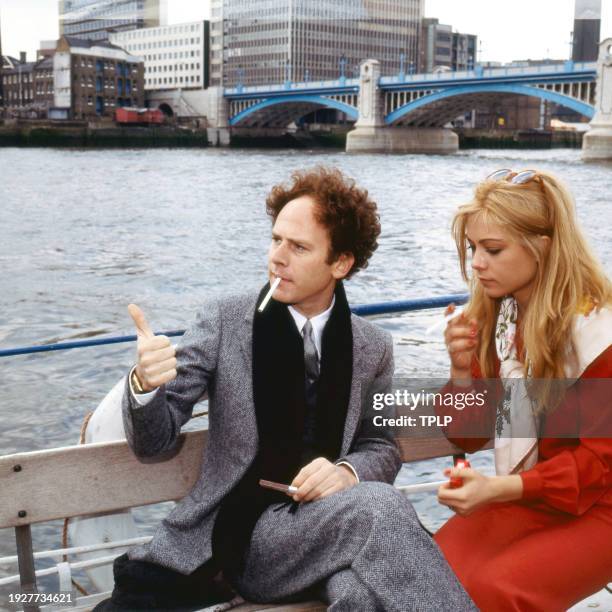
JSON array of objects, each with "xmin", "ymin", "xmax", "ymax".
[{"xmin": 122, "ymin": 291, "xmax": 401, "ymax": 575}]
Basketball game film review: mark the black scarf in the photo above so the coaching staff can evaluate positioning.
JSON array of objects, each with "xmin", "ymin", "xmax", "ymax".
[{"xmin": 212, "ymin": 282, "xmax": 353, "ymax": 572}]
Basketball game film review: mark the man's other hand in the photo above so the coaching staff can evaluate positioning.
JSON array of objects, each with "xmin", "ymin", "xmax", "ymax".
[
  {"xmin": 128, "ymin": 304, "xmax": 177, "ymax": 392},
  {"xmin": 290, "ymin": 457, "xmax": 357, "ymax": 503}
]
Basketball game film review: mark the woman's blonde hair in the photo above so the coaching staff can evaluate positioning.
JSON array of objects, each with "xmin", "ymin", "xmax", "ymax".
[{"xmin": 452, "ymin": 171, "xmax": 611, "ymax": 411}]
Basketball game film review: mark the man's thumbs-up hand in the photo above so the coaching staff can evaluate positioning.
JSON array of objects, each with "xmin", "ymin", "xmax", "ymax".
[{"xmin": 128, "ymin": 304, "xmax": 177, "ymax": 392}]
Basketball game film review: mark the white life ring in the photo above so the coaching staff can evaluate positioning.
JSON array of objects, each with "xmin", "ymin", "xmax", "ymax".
[{"xmin": 66, "ymin": 377, "xmax": 140, "ymax": 594}]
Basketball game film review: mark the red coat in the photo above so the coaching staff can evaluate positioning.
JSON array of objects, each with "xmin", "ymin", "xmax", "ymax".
[{"xmin": 434, "ymin": 344, "xmax": 612, "ymax": 611}]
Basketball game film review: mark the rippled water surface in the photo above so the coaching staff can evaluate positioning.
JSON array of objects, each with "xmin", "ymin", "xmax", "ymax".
[{"xmin": 1, "ymin": 146, "xmax": 611, "ymax": 600}]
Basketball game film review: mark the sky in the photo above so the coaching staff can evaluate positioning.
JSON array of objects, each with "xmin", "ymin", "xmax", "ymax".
[{"xmin": 0, "ymin": 0, "xmax": 611, "ymax": 64}]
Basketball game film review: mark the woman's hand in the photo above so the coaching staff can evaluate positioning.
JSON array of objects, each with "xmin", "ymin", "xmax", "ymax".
[
  {"xmin": 444, "ymin": 304, "xmax": 478, "ymax": 380},
  {"xmin": 437, "ymin": 467, "xmax": 523, "ymax": 516}
]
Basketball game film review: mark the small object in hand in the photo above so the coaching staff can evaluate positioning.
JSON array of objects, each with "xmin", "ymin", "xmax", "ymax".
[
  {"xmin": 449, "ymin": 458, "xmax": 471, "ymax": 489},
  {"xmin": 259, "ymin": 479, "xmax": 298, "ymax": 495},
  {"xmin": 426, "ymin": 306, "xmax": 465, "ymax": 335}
]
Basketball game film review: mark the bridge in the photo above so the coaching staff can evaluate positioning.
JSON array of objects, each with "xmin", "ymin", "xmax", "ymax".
[
  {"xmin": 225, "ymin": 61, "xmax": 597, "ymax": 130},
  {"xmin": 151, "ymin": 39, "xmax": 612, "ymax": 158}
]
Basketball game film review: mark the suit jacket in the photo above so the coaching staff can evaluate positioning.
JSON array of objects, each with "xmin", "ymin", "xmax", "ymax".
[{"xmin": 122, "ymin": 291, "xmax": 401, "ymax": 575}]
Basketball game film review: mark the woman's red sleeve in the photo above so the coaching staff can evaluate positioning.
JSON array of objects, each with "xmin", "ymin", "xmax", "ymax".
[{"xmin": 520, "ymin": 345, "xmax": 612, "ymax": 515}]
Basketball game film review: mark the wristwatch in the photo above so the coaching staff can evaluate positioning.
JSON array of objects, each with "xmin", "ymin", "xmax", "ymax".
[{"xmin": 131, "ymin": 368, "xmax": 146, "ymax": 394}]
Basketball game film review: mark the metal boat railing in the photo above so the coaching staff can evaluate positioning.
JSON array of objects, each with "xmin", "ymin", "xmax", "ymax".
[{"xmin": 0, "ymin": 294, "xmax": 469, "ymax": 358}]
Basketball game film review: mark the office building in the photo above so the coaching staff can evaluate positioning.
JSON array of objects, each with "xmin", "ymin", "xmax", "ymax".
[
  {"xmin": 110, "ymin": 21, "xmax": 209, "ymax": 91},
  {"xmin": 59, "ymin": 0, "xmax": 167, "ymax": 41},
  {"xmin": 420, "ymin": 18, "xmax": 477, "ymax": 72},
  {"xmin": 572, "ymin": 0, "xmax": 601, "ymax": 62},
  {"xmin": 452, "ymin": 31, "xmax": 477, "ymax": 71},
  {"xmin": 210, "ymin": 0, "xmax": 424, "ymax": 87}
]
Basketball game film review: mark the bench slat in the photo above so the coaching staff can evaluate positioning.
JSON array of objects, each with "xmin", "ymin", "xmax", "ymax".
[
  {"xmin": 1, "ymin": 427, "xmax": 491, "ymax": 529},
  {"xmin": 0, "ymin": 432, "xmax": 207, "ymax": 528},
  {"xmin": 396, "ymin": 436, "xmax": 493, "ymax": 462}
]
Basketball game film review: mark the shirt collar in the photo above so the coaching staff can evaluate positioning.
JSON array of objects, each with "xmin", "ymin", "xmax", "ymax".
[{"xmin": 288, "ymin": 295, "xmax": 335, "ymax": 357}]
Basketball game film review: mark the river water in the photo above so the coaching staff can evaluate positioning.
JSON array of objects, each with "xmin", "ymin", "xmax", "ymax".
[{"xmin": 1, "ymin": 146, "xmax": 611, "ymax": 601}]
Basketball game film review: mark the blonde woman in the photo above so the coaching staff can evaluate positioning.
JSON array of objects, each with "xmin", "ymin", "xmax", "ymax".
[{"xmin": 434, "ymin": 169, "xmax": 612, "ymax": 611}]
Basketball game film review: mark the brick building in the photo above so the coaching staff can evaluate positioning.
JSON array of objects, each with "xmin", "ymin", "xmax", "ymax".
[
  {"xmin": 52, "ymin": 36, "xmax": 144, "ymax": 119},
  {"xmin": 2, "ymin": 60, "xmax": 35, "ymax": 111},
  {"xmin": 33, "ymin": 57, "xmax": 55, "ymax": 113},
  {"xmin": 2, "ymin": 38, "xmax": 144, "ymax": 119}
]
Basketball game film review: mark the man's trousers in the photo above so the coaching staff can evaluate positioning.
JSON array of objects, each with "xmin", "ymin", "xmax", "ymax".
[
  {"xmin": 96, "ymin": 482, "xmax": 476, "ymax": 611},
  {"xmin": 230, "ymin": 482, "xmax": 476, "ymax": 611}
]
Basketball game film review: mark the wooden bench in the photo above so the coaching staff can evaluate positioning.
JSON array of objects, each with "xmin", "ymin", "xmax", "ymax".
[{"xmin": 0, "ymin": 429, "xmax": 476, "ymax": 612}]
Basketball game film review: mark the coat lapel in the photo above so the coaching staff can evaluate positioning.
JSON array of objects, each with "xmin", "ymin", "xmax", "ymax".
[
  {"xmin": 341, "ymin": 317, "xmax": 368, "ymax": 455},
  {"xmin": 238, "ymin": 304, "xmax": 255, "ymax": 369}
]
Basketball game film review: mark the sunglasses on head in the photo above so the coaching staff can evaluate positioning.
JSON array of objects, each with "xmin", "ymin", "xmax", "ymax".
[{"xmin": 486, "ymin": 169, "xmax": 539, "ymax": 184}]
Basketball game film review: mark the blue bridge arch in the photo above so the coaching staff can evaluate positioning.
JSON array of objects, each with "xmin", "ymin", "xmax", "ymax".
[
  {"xmin": 229, "ymin": 94, "xmax": 359, "ymax": 126},
  {"xmin": 385, "ymin": 83, "xmax": 595, "ymax": 125}
]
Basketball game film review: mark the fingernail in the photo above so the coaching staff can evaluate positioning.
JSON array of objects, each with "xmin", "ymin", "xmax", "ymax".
[{"xmin": 470, "ymin": 330, "xmax": 477, "ymax": 337}]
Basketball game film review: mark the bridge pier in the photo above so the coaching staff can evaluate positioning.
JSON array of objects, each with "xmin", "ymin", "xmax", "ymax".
[
  {"xmin": 347, "ymin": 126, "xmax": 458, "ymax": 154},
  {"xmin": 205, "ymin": 87, "xmax": 231, "ymax": 146},
  {"xmin": 583, "ymin": 39, "xmax": 612, "ymax": 161},
  {"xmin": 346, "ymin": 60, "xmax": 458, "ymax": 154}
]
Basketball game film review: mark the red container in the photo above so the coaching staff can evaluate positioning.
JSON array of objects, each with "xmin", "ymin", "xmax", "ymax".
[
  {"xmin": 449, "ymin": 458, "xmax": 471, "ymax": 489},
  {"xmin": 115, "ymin": 108, "xmax": 140, "ymax": 123},
  {"xmin": 143, "ymin": 109, "xmax": 164, "ymax": 124},
  {"xmin": 115, "ymin": 108, "xmax": 164, "ymax": 125}
]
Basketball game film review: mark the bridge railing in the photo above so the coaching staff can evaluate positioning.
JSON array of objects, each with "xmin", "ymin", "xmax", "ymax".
[
  {"xmin": 225, "ymin": 62, "xmax": 597, "ymax": 97},
  {"xmin": 380, "ymin": 61, "xmax": 596, "ymax": 85},
  {"xmin": 225, "ymin": 78, "xmax": 360, "ymax": 96}
]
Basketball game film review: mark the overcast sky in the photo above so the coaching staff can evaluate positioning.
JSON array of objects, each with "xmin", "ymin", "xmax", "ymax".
[{"xmin": 1, "ymin": 0, "xmax": 611, "ymax": 63}]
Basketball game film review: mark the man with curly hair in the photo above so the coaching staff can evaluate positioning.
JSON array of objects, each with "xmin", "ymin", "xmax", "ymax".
[{"xmin": 97, "ymin": 167, "xmax": 474, "ymax": 611}]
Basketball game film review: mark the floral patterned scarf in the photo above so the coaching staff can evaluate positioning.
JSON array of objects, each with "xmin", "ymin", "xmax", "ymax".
[
  {"xmin": 494, "ymin": 296, "xmax": 612, "ymax": 475},
  {"xmin": 494, "ymin": 297, "xmax": 539, "ymax": 475}
]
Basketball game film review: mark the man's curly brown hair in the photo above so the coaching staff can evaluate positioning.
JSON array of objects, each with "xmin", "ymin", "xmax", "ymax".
[{"xmin": 266, "ymin": 167, "xmax": 380, "ymax": 279}]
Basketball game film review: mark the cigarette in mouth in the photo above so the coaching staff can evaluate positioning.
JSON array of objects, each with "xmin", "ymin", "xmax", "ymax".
[
  {"xmin": 426, "ymin": 306, "xmax": 465, "ymax": 335},
  {"xmin": 258, "ymin": 277, "xmax": 281, "ymax": 313}
]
